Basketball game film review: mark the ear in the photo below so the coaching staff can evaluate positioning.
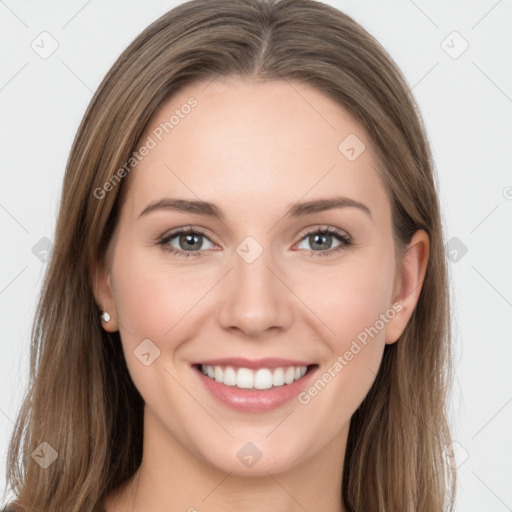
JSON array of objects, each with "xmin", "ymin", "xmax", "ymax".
[
  {"xmin": 385, "ymin": 229, "xmax": 429, "ymax": 344},
  {"xmin": 92, "ymin": 256, "xmax": 119, "ymax": 333}
]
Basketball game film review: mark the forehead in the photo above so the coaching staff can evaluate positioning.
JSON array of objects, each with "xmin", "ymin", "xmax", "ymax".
[{"xmin": 122, "ymin": 78, "xmax": 390, "ymax": 223}]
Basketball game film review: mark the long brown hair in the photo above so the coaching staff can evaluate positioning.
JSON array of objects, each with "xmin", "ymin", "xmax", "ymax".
[{"xmin": 4, "ymin": 1, "xmax": 456, "ymax": 510}]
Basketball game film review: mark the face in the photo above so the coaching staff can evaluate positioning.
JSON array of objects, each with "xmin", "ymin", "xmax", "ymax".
[{"xmin": 95, "ymin": 77, "xmax": 426, "ymax": 476}]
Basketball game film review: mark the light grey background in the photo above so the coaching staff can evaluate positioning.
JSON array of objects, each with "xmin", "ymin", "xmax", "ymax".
[{"xmin": 1, "ymin": 1, "xmax": 511, "ymax": 510}]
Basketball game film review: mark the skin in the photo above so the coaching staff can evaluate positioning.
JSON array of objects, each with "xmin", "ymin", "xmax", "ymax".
[{"xmin": 94, "ymin": 77, "xmax": 429, "ymax": 512}]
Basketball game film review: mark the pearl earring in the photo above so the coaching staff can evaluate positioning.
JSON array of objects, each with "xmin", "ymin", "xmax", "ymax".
[{"xmin": 101, "ymin": 311, "xmax": 111, "ymax": 323}]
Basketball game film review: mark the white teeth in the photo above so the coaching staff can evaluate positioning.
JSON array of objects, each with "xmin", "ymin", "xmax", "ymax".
[
  {"xmin": 200, "ymin": 364, "xmax": 309, "ymax": 389},
  {"xmin": 236, "ymin": 368, "xmax": 254, "ymax": 389},
  {"xmin": 254, "ymin": 369, "xmax": 273, "ymax": 390},
  {"xmin": 223, "ymin": 366, "xmax": 237, "ymax": 386},
  {"xmin": 272, "ymin": 367, "xmax": 285, "ymax": 387},
  {"xmin": 284, "ymin": 367, "xmax": 295, "ymax": 385}
]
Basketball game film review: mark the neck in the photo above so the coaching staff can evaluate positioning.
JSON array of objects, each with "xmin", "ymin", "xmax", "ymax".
[{"xmin": 103, "ymin": 406, "xmax": 349, "ymax": 512}]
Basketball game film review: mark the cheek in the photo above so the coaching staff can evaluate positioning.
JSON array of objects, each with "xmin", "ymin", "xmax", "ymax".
[
  {"xmin": 294, "ymin": 252, "xmax": 396, "ymax": 353},
  {"xmin": 109, "ymin": 249, "xmax": 207, "ymax": 404},
  {"xmin": 293, "ymin": 259, "xmax": 395, "ymax": 431},
  {"xmin": 303, "ymin": 250, "xmax": 396, "ymax": 411},
  {"xmin": 111, "ymin": 246, "xmax": 210, "ymax": 343}
]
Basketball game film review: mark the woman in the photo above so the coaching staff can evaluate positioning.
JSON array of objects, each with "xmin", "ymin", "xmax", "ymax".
[{"xmin": 3, "ymin": 0, "xmax": 456, "ymax": 510}]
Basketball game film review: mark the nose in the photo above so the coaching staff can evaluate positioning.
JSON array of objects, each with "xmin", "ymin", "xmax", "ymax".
[{"xmin": 216, "ymin": 245, "xmax": 294, "ymax": 338}]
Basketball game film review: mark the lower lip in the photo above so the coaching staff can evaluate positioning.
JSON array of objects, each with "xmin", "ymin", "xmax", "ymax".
[{"xmin": 194, "ymin": 366, "xmax": 318, "ymax": 413}]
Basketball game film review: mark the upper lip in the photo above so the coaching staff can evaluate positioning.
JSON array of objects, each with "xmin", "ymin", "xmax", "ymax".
[{"xmin": 192, "ymin": 357, "xmax": 315, "ymax": 370}]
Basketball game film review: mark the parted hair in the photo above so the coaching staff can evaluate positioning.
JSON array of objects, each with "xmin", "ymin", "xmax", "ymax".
[{"xmin": 4, "ymin": 1, "xmax": 455, "ymax": 510}]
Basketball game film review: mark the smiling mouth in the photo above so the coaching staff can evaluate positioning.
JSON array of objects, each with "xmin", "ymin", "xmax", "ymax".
[{"xmin": 193, "ymin": 364, "xmax": 317, "ymax": 390}]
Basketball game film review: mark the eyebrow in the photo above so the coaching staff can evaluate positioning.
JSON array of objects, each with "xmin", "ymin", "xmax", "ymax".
[{"xmin": 137, "ymin": 195, "xmax": 372, "ymax": 221}]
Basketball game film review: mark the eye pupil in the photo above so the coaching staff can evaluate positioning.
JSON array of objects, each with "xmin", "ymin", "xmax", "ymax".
[
  {"xmin": 180, "ymin": 233, "xmax": 202, "ymax": 251},
  {"xmin": 310, "ymin": 233, "xmax": 331, "ymax": 250}
]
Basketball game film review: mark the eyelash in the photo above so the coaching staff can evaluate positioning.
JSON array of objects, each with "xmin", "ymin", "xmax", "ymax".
[{"xmin": 157, "ymin": 226, "xmax": 352, "ymax": 258}]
